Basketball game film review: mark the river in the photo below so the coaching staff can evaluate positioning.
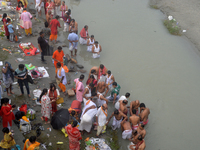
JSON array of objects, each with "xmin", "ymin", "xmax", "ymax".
[{"xmin": 61, "ymin": 0, "xmax": 200, "ymax": 149}]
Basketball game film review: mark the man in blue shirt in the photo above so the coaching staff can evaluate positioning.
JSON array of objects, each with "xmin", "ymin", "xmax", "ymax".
[
  {"xmin": 68, "ymin": 31, "xmax": 79, "ymax": 57},
  {"xmin": 7, "ymin": 18, "xmax": 14, "ymax": 42}
]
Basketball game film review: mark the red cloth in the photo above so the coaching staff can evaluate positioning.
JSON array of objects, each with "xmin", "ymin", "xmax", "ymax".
[
  {"xmin": 19, "ymin": 43, "xmax": 40, "ymax": 56},
  {"xmin": 48, "ymin": 89, "xmax": 58, "ymax": 113},
  {"xmin": 50, "ymin": 19, "xmax": 61, "ymax": 35},
  {"xmin": 65, "ymin": 124, "xmax": 82, "ymax": 150},
  {"xmin": 3, "ymin": 18, "xmax": 9, "ymax": 36},
  {"xmin": 70, "ymin": 100, "xmax": 81, "ymax": 114},
  {"xmin": 98, "ymin": 66, "xmax": 107, "ymax": 79},
  {"xmin": 135, "ymin": 140, "xmax": 144, "ymax": 150},
  {"xmin": 1, "ymin": 104, "xmax": 15, "ymax": 127},
  {"xmin": 79, "ymin": 28, "xmax": 87, "ymax": 40},
  {"xmin": 16, "ymin": 6, "xmax": 21, "ymax": 11},
  {"xmin": 86, "ymin": 78, "xmax": 97, "ymax": 87}
]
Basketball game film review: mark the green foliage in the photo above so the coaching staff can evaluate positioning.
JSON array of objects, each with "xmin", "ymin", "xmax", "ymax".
[{"xmin": 163, "ymin": 19, "xmax": 181, "ymax": 35}]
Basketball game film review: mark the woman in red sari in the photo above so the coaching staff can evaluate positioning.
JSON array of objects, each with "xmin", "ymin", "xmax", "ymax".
[
  {"xmin": 2, "ymin": 13, "xmax": 10, "ymax": 41},
  {"xmin": 65, "ymin": 121, "xmax": 82, "ymax": 150},
  {"xmin": 48, "ymin": 83, "xmax": 60, "ymax": 114},
  {"xmin": 86, "ymin": 75, "xmax": 97, "ymax": 95},
  {"xmin": 0, "ymin": 98, "xmax": 15, "ymax": 130},
  {"xmin": 45, "ymin": 0, "xmax": 54, "ymax": 17}
]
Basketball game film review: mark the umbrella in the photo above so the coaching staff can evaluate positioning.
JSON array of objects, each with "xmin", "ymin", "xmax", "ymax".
[{"xmin": 51, "ymin": 109, "xmax": 69, "ymax": 129}]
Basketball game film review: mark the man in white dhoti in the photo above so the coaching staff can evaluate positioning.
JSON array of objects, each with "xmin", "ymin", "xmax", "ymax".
[
  {"xmin": 82, "ymin": 83, "xmax": 93, "ymax": 103},
  {"xmin": 78, "ymin": 97, "xmax": 98, "ymax": 133},
  {"xmin": 79, "ymin": 25, "xmax": 89, "ymax": 45},
  {"xmin": 92, "ymin": 41, "xmax": 102, "ymax": 59},
  {"xmin": 121, "ymin": 121, "xmax": 132, "ymax": 140},
  {"xmin": 97, "ymin": 92, "xmax": 108, "ymax": 107},
  {"xmin": 115, "ymin": 92, "xmax": 130, "ymax": 110},
  {"xmin": 35, "ymin": 0, "xmax": 44, "ymax": 17},
  {"xmin": 106, "ymin": 109, "xmax": 127, "ymax": 130}
]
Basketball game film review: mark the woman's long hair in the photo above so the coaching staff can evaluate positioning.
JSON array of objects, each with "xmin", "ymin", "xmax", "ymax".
[
  {"xmin": 18, "ymin": 1, "xmax": 24, "ymax": 8},
  {"xmin": 39, "ymin": 89, "xmax": 48, "ymax": 101},
  {"xmin": 50, "ymin": 83, "xmax": 56, "ymax": 92},
  {"xmin": 0, "ymin": 98, "xmax": 9, "ymax": 109},
  {"xmin": 2, "ymin": 13, "xmax": 7, "ymax": 22}
]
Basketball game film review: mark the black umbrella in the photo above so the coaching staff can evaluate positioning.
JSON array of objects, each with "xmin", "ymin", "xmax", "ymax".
[{"xmin": 51, "ymin": 109, "xmax": 69, "ymax": 129}]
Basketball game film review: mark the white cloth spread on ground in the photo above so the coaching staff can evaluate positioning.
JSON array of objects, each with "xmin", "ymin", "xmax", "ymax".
[
  {"xmin": 33, "ymin": 89, "xmax": 42, "ymax": 98},
  {"xmin": 78, "ymin": 100, "xmax": 97, "ymax": 132},
  {"xmin": 112, "ymin": 116, "xmax": 123, "ymax": 130},
  {"xmin": 122, "ymin": 129, "xmax": 132, "ymax": 139}
]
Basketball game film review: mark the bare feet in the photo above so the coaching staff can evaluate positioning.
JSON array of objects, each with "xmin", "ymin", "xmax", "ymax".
[
  {"xmin": 7, "ymin": 93, "xmax": 11, "ymax": 96},
  {"xmin": 45, "ymin": 121, "xmax": 50, "ymax": 124},
  {"xmin": 28, "ymin": 94, "xmax": 31, "ymax": 98},
  {"xmin": 10, "ymin": 91, "xmax": 14, "ymax": 94},
  {"xmin": 40, "ymin": 117, "xmax": 44, "ymax": 121},
  {"xmin": 19, "ymin": 93, "xmax": 23, "ymax": 96}
]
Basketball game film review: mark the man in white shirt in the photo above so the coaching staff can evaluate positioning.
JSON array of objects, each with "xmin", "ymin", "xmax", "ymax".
[
  {"xmin": 56, "ymin": 62, "xmax": 67, "ymax": 94},
  {"xmin": 35, "ymin": 0, "xmax": 44, "ymax": 17},
  {"xmin": 96, "ymin": 103, "xmax": 108, "ymax": 137}
]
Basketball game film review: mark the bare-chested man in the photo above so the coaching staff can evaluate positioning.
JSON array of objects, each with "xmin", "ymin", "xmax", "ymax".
[
  {"xmin": 121, "ymin": 120, "xmax": 132, "ymax": 140},
  {"xmin": 129, "ymin": 109, "xmax": 140, "ymax": 130},
  {"xmin": 54, "ymin": 0, "xmax": 61, "ymax": 16},
  {"xmin": 96, "ymin": 80, "xmax": 109, "ymax": 97},
  {"xmin": 82, "ymin": 83, "xmax": 93, "ymax": 103},
  {"xmin": 129, "ymin": 135, "xmax": 146, "ymax": 150},
  {"xmin": 139, "ymin": 103, "xmax": 150, "ymax": 126},
  {"xmin": 119, "ymin": 100, "xmax": 128, "ymax": 116},
  {"xmin": 69, "ymin": 19, "xmax": 78, "ymax": 34},
  {"xmin": 89, "ymin": 66, "xmax": 98, "ymax": 80},
  {"xmin": 46, "ymin": 10, "xmax": 52, "ymax": 27},
  {"xmin": 106, "ymin": 70, "xmax": 115, "ymax": 89},
  {"xmin": 130, "ymin": 100, "xmax": 140, "ymax": 116},
  {"xmin": 106, "ymin": 109, "xmax": 127, "ymax": 130},
  {"xmin": 98, "ymin": 64, "xmax": 107, "ymax": 80},
  {"xmin": 136, "ymin": 123, "xmax": 146, "ymax": 139}
]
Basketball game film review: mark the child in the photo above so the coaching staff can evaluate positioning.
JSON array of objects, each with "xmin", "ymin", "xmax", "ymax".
[
  {"xmin": 7, "ymin": 18, "xmax": 15, "ymax": 42},
  {"xmin": 0, "ymin": 127, "xmax": 16, "ymax": 150}
]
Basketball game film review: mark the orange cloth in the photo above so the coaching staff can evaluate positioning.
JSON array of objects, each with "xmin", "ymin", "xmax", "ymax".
[
  {"xmin": 52, "ymin": 50, "xmax": 64, "ymax": 68},
  {"xmin": 56, "ymin": 67, "xmax": 62, "ymax": 76},
  {"xmin": 101, "ymin": 106, "xmax": 108, "ymax": 117},
  {"xmin": 23, "ymin": 139, "xmax": 40, "ymax": 150},
  {"xmin": 63, "ymin": 65, "xmax": 69, "ymax": 73},
  {"xmin": 21, "ymin": 116, "xmax": 29, "ymax": 122},
  {"xmin": 59, "ymin": 82, "xmax": 66, "ymax": 92},
  {"xmin": 50, "ymin": 34, "xmax": 57, "ymax": 41}
]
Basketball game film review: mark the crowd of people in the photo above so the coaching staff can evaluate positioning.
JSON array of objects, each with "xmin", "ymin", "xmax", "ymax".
[{"xmin": 0, "ymin": 0, "xmax": 150, "ymax": 149}]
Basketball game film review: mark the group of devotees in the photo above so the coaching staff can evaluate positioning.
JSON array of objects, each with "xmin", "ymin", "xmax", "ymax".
[{"xmin": 0, "ymin": 0, "xmax": 150, "ymax": 149}]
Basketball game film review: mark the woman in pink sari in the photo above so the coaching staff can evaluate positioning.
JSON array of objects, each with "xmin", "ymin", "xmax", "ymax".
[
  {"xmin": 74, "ymin": 74, "xmax": 85, "ymax": 102},
  {"xmin": 65, "ymin": 121, "xmax": 82, "ymax": 150}
]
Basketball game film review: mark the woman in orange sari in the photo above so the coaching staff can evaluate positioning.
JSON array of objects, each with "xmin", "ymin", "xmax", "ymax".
[
  {"xmin": 23, "ymin": 136, "xmax": 40, "ymax": 150},
  {"xmin": 65, "ymin": 121, "xmax": 82, "ymax": 150}
]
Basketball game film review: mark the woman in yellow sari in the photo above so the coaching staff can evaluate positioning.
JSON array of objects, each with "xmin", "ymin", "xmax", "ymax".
[
  {"xmin": 23, "ymin": 136, "xmax": 40, "ymax": 150},
  {"xmin": 0, "ymin": 127, "xmax": 16, "ymax": 150}
]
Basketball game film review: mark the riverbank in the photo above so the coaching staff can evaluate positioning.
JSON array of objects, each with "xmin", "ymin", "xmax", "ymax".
[{"xmin": 149, "ymin": 0, "xmax": 200, "ymax": 51}]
